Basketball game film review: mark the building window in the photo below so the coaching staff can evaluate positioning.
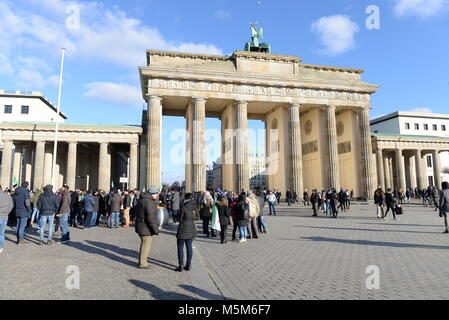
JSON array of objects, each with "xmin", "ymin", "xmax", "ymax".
[
  {"xmin": 414, "ymin": 123, "xmax": 419, "ymax": 130},
  {"xmin": 433, "ymin": 124, "xmax": 437, "ymax": 131},
  {"xmin": 424, "ymin": 124, "xmax": 428, "ymax": 130},
  {"xmin": 405, "ymin": 123, "xmax": 410, "ymax": 130},
  {"xmin": 21, "ymin": 105, "xmax": 29, "ymax": 114},
  {"xmin": 442, "ymin": 125, "xmax": 447, "ymax": 131},
  {"xmin": 4, "ymin": 105, "xmax": 12, "ymax": 113},
  {"xmin": 427, "ymin": 155, "xmax": 432, "ymax": 168}
]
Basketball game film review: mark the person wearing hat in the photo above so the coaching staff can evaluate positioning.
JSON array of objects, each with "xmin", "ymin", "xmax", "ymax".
[{"xmin": 135, "ymin": 186, "xmax": 160, "ymax": 269}]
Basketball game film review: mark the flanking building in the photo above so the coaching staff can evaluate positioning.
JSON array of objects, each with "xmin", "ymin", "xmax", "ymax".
[{"xmin": 371, "ymin": 111, "xmax": 449, "ymax": 190}]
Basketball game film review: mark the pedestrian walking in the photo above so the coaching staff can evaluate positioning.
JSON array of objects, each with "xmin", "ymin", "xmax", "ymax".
[
  {"xmin": 384, "ymin": 188, "xmax": 397, "ymax": 220},
  {"xmin": 13, "ymin": 182, "xmax": 31, "ymax": 245},
  {"xmin": 135, "ymin": 186, "xmax": 160, "ymax": 269},
  {"xmin": 175, "ymin": 193, "xmax": 197, "ymax": 272},
  {"xmin": 310, "ymin": 189, "xmax": 319, "ymax": 216},
  {"xmin": 438, "ymin": 182, "xmax": 449, "ymax": 233},
  {"xmin": 374, "ymin": 186, "xmax": 385, "ymax": 219}
]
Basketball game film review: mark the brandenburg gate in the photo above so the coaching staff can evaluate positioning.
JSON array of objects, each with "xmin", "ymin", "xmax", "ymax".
[{"xmin": 139, "ymin": 48, "xmax": 379, "ymax": 199}]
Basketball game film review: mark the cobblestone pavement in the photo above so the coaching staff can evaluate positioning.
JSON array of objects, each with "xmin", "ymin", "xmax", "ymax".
[
  {"xmin": 1, "ymin": 203, "xmax": 449, "ymax": 300},
  {"xmin": 194, "ymin": 202, "xmax": 449, "ymax": 300}
]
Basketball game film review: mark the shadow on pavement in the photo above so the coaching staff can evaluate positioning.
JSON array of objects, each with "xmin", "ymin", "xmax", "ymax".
[
  {"xmin": 179, "ymin": 284, "xmax": 229, "ymax": 300},
  {"xmin": 129, "ymin": 279, "xmax": 196, "ymax": 300},
  {"xmin": 301, "ymin": 236, "xmax": 449, "ymax": 250},
  {"xmin": 295, "ymin": 225, "xmax": 441, "ymax": 235}
]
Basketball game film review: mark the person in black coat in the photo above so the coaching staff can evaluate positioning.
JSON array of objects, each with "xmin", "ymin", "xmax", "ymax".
[
  {"xmin": 175, "ymin": 193, "xmax": 197, "ymax": 272},
  {"xmin": 135, "ymin": 187, "xmax": 160, "ymax": 269},
  {"xmin": 37, "ymin": 185, "xmax": 59, "ymax": 245},
  {"xmin": 235, "ymin": 193, "xmax": 249, "ymax": 243},
  {"xmin": 384, "ymin": 188, "xmax": 397, "ymax": 220},
  {"xmin": 216, "ymin": 196, "xmax": 230, "ymax": 244},
  {"xmin": 13, "ymin": 182, "xmax": 31, "ymax": 244}
]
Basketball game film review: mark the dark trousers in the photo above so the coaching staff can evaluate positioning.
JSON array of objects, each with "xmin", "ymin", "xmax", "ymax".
[
  {"xmin": 385, "ymin": 205, "xmax": 396, "ymax": 219},
  {"xmin": 232, "ymin": 222, "xmax": 238, "ymax": 239},
  {"xmin": 202, "ymin": 217, "xmax": 210, "ymax": 235},
  {"xmin": 312, "ymin": 203, "xmax": 318, "ymax": 215},
  {"xmin": 177, "ymin": 239, "xmax": 193, "ymax": 267},
  {"xmin": 172, "ymin": 209, "xmax": 180, "ymax": 222},
  {"xmin": 70, "ymin": 209, "xmax": 78, "ymax": 226},
  {"xmin": 220, "ymin": 225, "xmax": 228, "ymax": 243}
]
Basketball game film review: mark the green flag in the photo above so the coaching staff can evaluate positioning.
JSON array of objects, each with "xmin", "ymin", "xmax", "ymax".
[
  {"xmin": 111, "ymin": 181, "xmax": 115, "ymax": 189},
  {"xmin": 211, "ymin": 192, "xmax": 221, "ymax": 232},
  {"xmin": 13, "ymin": 176, "xmax": 18, "ymax": 185}
]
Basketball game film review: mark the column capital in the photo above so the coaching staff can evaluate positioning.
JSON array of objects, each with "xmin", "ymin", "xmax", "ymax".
[
  {"xmin": 234, "ymin": 100, "xmax": 248, "ymax": 106},
  {"xmin": 326, "ymin": 104, "xmax": 337, "ymax": 111},
  {"xmin": 146, "ymin": 94, "xmax": 162, "ymax": 101},
  {"xmin": 288, "ymin": 103, "xmax": 301, "ymax": 108},
  {"xmin": 192, "ymin": 97, "xmax": 207, "ymax": 103}
]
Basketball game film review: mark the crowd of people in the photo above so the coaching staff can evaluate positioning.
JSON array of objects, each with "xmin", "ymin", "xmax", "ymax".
[{"xmin": 1, "ymin": 180, "xmax": 449, "ymax": 271}]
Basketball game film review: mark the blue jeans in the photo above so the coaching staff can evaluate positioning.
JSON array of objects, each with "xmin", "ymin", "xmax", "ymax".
[
  {"xmin": 109, "ymin": 212, "xmax": 120, "ymax": 227},
  {"xmin": 239, "ymin": 226, "xmax": 248, "ymax": 240},
  {"xmin": 0, "ymin": 217, "xmax": 7, "ymax": 249},
  {"xmin": 39, "ymin": 215, "xmax": 55, "ymax": 241},
  {"xmin": 60, "ymin": 213, "xmax": 70, "ymax": 240},
  {"xmin": 84, "ymin": 212, "xmax": 93, "ymax": 228},
  {"xmin": 268, "ymin": 202, "xmax": 276, "ymax": 215},
  {"xmin": 257, "ymin": 216, "xmax": 268, "ymax": 233},
  {"xmin": 177, "ymin": 239, "xmax": 193, "ymax": 267},
  {"xmin": 90, "ymin": 212, "xmax": 97, "ymax": 227},
  {"xmin": 16, "ymin": 216, "xmax": 28, "ymax": 241},
  {"xmin": 31, "ymin": 208, "xmax": 40, "ymax": 225}
]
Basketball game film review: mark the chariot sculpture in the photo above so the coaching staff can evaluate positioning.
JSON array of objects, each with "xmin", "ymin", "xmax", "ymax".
[{"xmin": 244, "ymin": 22, "xmax": 271, "ymax": 53}]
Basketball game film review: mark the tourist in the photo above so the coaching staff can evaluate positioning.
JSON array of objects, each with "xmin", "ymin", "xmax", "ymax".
[
  {"xmin": 438, "ymin": 182, "xmax": 449, "ymax": 233},
  {"xmin": 236, "ymin": 193, "xmax": 249, "ymax": 243},
  {"xmin": 200, "ymin": 191, "xmax": 213, "ymax": 237},
  {"xmin": 230, "ymin": 196, "xmax": 239, "ymax": 241},
  {"xmin": 13, "ymin": 182, "xmax": 31, "ymax": 245},
  {"xmin": 432, "ymin": 186, "xmax": 440, "ymax": 211},
  {"xmin": 337, "ymin": 188, "xmax": 347, "ymax": 212},
  {"xmin": 98, "ymin": 190, "xmax": 108, "ymax": 226},
  {"xmin": 255, "ymin": 188, "xmax": 268, "ymax": 233},
  {"xmin": 247, "ymin": 191, "xmax": 259, "ymax": 239},
  {"xmin": 374, "ymin": 187, "xmax": 385, "ymax": 219},
  {"xmin": 310, "ymin": 189, "xmax": 319, "ymax": 216},
  {"xmin": 328, "ymin": 189, "xmax": 338, "ymax": 218},
  {"xmin": 384, "ymin": 188, "xmax": 397, "ymax": 220},
  {"xmin": 286, "ymin": 189, "xmax": 293, "ymax": 206},
  {"xmin": 58, "ymin": 185, "xmax": 71, "ymax": 242},
  {"xmin": 37, "ymin": 185, "xmax": 59, "ymax": 245},
  {"xmin": 30, "ymin": 188, "xmax": 42, "ymax": 229},
  {"xmin": 83, "ymin": 190, "xmax": 95, "ymax": 229},
  {"xmin": 174, "ymin": 193, "xmax": 197, "ymax": 272},
  {"xmin": 276, "ymin": 190, "xmax": 282, "ymax": 205},
  {"xmin": 0, "ymin": 189, "xmax": 14, "ymax": 255},
  {"xmin": 171, "ymin": 188, "xmax": 181, "ymax": 223},
  {"xmin": 303, "ymin": 189, "xmax": 310, "ymax": 206},
  {"xmin": 135, "ymin": 186, "xmax": 160, "ymax": 269},
  {"xmin": 108, "ymin": 189, "xmax": 123, "ymax": 228},
  {"xmin": 214, "ymin": 195, "xmax": 230, "ymax": 245},
  {"xmin": 70, "ymin": 190, "xmax": 79, "ymax": 227},
  {"xmin": 91, "ymin": 190, "xmax": 99, "ymax": 228},
  {"xmin": 122, "ymin": 190, "xmax": 132, "ymax": 227},
  {"xmin": 267, "ymin": 191, "xmax": 277, "ymax": 216}
]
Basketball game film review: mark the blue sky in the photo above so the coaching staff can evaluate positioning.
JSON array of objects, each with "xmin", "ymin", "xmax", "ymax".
[{"xmin": 1, "ymin": 0, "xmax": 448, "ymax": 182}]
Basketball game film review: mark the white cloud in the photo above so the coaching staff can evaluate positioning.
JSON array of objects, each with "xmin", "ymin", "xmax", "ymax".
[
  {"xmin": 0, "ymin": 0, "xmax": 223, "ymax": 91},
  {"xmin": 409, "ymin": 107, "xmax": 433, "ymax": 113},
  {"xmin": 311, "ymin": 15, "xmax": 360, "ymax": 56},
  {"xmin": 84, "ymin": 82, "xmax": 143, "ymax": 108},
  {"xmin": 215, "ymin": 9, "xmax": 231, "ymax": 20},
  {"xmin": 393, "ymin": 0, "xmax": 449, "ymax": 18},
  {"xmin": 16, "ymin": 69, "xmax": 59, "ymax": 89}
]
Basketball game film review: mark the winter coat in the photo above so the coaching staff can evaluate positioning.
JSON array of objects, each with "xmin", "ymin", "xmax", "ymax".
[
  {"xmin": 83, "ymin": 194, "xmax": 95, "ymax": 212},
  {"xmin": 32, "ymin": 190, "xmax": 42, "ymax": 207},
  {"xmin": 216, "ymin": 200, "xmax": 230, "ymax": 226},
  {"xmin": 59, "ymin": 190, "xmax": 71, "ymax": 214},
  {"xmin": 235, "ymin": 200, "xmax": 249, "ymax": 227},
  {"xmin": 172, "ymin": 192, "xmax": 180, "ymax": 210},
  {"xmin": 199, "ymin": 198, "xmax": 213, "ymax": 219},
  {"xmin": 13, "ymin": 186, "xmax": 31, "ymax": 218},
  {"xmin": 93, "ymin": 195, "xmax": 100, "ymax": 212},
  {"xmin": 310, "ymin": 193, "xmax": 319, "ymax": 204},
  {"xmin": 374, "ymin": 190, "xmax": 385, "ymax": 206},
  {"xmin": 247, "ymin": 194, "xmax": 260, "ymax": 218},
  {"xmin": 123, "ymin": 195, "xmax": 132, "ymax": 209},
  {"xmin": 439, "ymin": 189, "xmax": 449, "ymax": 213},
  {"xmin": 70, "ymin": 192, "xmax": 79, "ymax": 211},
  {"xmin": 37, "ymin": 186, "xmax": 59, "ymax": 216},
  {"xmin": 176, "ymin": 199, "xmax": 197, "ymax": 240},
  {"xmin": 109, "ymin": 193, "xmax": 123, "ymax": 212},
  {"xmin": 0, "ymin": 192, "xmax": 13, "ymax": 218},
  {"xmin": 385, "ymin": 192, "xmax": 396, "ymax": 207},
  {"xmin": 256, "ymin": 194, "xmax": 265, "ymax": 216},
  {"xmin": 135, "ymin": 193, "xmax": 159, "ymax": 236}
]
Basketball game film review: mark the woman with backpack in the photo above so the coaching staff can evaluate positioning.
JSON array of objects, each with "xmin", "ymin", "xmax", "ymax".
[{"xmin": 199, "ymin": 191, "xmax": 214, "ymax": 237}]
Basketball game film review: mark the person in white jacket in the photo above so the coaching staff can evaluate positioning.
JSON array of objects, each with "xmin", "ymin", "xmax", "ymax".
[{"xmin": 266, "ymin": 191, "xmax": 277, "ymax": 216}]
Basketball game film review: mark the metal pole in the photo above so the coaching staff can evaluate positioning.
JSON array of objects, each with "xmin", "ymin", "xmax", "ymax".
[{"xmin": 51, "ymin": 48, "xmax": 65, "ymax": 187}]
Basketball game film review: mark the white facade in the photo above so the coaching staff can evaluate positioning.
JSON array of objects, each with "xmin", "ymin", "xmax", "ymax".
[
  {"xmin": 371, "ymin": 111, "xmax": 449, "ymax": 184},
  {"xmin": 0, "ymin": 90, "xmax": 66, "ymax": 124},
  {"xmin": 248, "ymin": 147, "xmax": 266, "ymax": 190}
]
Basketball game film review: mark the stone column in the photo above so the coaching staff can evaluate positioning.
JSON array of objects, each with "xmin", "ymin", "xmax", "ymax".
[
  {"xmin": 0, "ymin": 140, "xmax": 13, "ymax": 189},
  {"xmin": 235, "ymin": 100, "xmax": 249, "ymax": 192},
  {"xmin": 432, "ymin": 150, "xmax": 442, "ymax": 188},
  {"xmin": 185, "ymin": 103, "xmax": 192, "ymax": 192},
  {"xmin": 409, "ymin": 155, "xmax": 416, "ymax": 188},
  {"xmin": 66, "ymin": 142, "xmax": 77, "ymax": 190},
  {"xmin": 23, "ymin": 147, "xmax": 33, "ymax": 184},
  {"xmin": 191, "ymin": 98, "xmax": 206, "ymax": 192},
  {"xmin": 43, "ymin": 145, "xmax": 53, "ymax": 186},
  {"xmin": 395, "ymin": 149, "xmax": 406, "ymax": 190},
  {"xmin": 129, "ymin": 143, "xmax": 138, "ymax": 190},
  {"xmin": 376, "ymin": 148, "xmax": 385, "ymax": 190},
  {"xmin": 98, "ymin": 142, "xmax": 111, "ymax": 191},
  {"xmin": 288, "ymin": 103, "xmax": 303, "ymax": 195},
  {"xmin": 33, "ymin": 140, "xmax": 45, "ymax": 190},
  {"xmin": 359, "ymin": 107, "xmax": 375, "ymax": 199},
  {"xmin": 325, "ymin": 105, "xmax": 340, "ymax": 190},
  {"xmin": 147, "ymin": 95, "xmax": 162, "ymax": 188},
  {"xmin": 12, "ymin": 145, "xmax": 22, "ymax": 185},
  {"xmin": 414, "ymin": 149, "xmax": 425, "ymax": 189},
  {"xmin": 384, "ymin": 155, "xmax": 391, "ymax": 189}
]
